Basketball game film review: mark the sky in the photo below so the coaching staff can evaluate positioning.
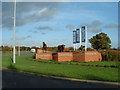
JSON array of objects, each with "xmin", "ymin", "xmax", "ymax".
[{"xmin": 1, "ymin": 1, "xmax": 119, "ymax": 48}]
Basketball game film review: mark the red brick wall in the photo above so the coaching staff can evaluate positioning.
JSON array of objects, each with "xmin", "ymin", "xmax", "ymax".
[
  {"xmin": 35, "ymin": 53, "xmax": 52, "ymax": 60},
  {"xmin": 35, "ymin": 51, "xmax": 102, "ymax": 62},
  {"xmin": 85, "ymin": 51, "xmax": 102, "ymax": 62},
  {"xmin": 37, "ymin": 49, "xmax": 51, "ymax": 53},
  {"xmin": 73, "ymin": 51, "xmax": 102, "ymax": 62},
  {"xmin": 52, "ymin": 53, "xmax": 58, "ymax": 61},
  {"xmin": 53, "ymin": 52, "xmax": 73, "ymax": 62},
  {"xmin": 73, "ymin": 52, "xmax": 85, "ymax": 62},
  {"xmin": 37, "ymin": 49, "xmax": 43, "ymax": 53}
]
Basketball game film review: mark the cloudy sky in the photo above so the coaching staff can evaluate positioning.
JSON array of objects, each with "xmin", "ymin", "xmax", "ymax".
[{"xmin": 2, "ymin": 1, "xmax": 118, "ymax": 48}]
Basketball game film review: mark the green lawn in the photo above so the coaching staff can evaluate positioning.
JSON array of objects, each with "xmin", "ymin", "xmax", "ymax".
[
  {"xmin": 2, "ymin": 55, "xmax": 119, "ymax": 82},
  {"xmin": 2, "ymin": 51, "xmax": 30, "ymax": 55},
  {"xmin": 1, "ymin": 51, "xmax": 12, "ymax": 55},
  {"xmin": 35, "ymin": 59, "xmax": 120, "ymax": 67}
]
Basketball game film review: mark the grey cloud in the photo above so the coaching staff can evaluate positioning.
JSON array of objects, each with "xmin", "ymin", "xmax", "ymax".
[
  {"xmin": 29, "ymin": 30, "xmax": 38, "ymax": 33},
  {"xmin": 37, "ymin": 26, "xmax": 54, "ymax": 31},
  {"xmin": 80, "ymin": 23, "xmax": 92, "ymax": 28},
  {"xmin": 30, "ymin": 26, "xmax": 54, "ymax": 34},
  {"xmin": 92, "ymin": 20, "xmax": 102, "ymax": 26},
  {"xmin": 2, "ymin": 2, "xmax": 59, "ymax": 29},
  {"xmin": 80, "ymin": 20, "xmax": 102, "ymax": 33},
  {"xmin": 66, "ymin": 20, "xmax": 102, "ymax": 33},
  {"xmin": 16, "ymin": 7, "xmax": 58, "ymax": 26},
  {"xmin": 27, "ymin": 35, "xmax": 32, "ymax": 38},
  {"xmin": 66, "ymin": 24, "xmax": 75, "ymax": 30},
  {"xmin": 89, "ymin": 28, "xmax": 102, "ymax": 33},
  {"xmin": 33, "ymin": 31, "xmax": 38, "ymax": 33},
  {"xmin": 41, "ymin": 32, "xmax": 46, "ymax": 35},
  {"xmin": 103, "ymin": 23, "xmax": 118, "ymax": 28},
  {"xmin": 80, "ymin": 20, "xmax": 102, "ymax": 27},
  {"xmin": 2, "ymin": 2, "xmax": 14, "ymax": 29},
  {"xmin": 16, "ymin": 35, "xmax": 32, "ymax": 40}
]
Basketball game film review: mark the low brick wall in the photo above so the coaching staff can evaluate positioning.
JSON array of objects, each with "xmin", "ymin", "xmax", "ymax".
[
  {"xmin": 52, "ymin": 52, "xmax": 73, "ymax": 62},
  {"xmin": 35, "ymin": 53, "xmax": 53, "ymax": 60},
  {"xmin": 73, "ymin": 51, "xmax": 102, "ymax": 62},
  {"xmin": 37, "ymin": 49, "xmax": 51, "ymax": 54},
  {"xmin": 37, "ymin": 49, "xmax": 43, "ymax": 53},
  {"xmin": 73, "ymin": 52, "xmax": 85, "ymax": 62},
  {"xmin": 52, "ymin": 53, "xmax": 58, "ymax": 61},
  {"xmin": 35, "ymin": 51, "xmax": 102, "ymax": 62}
]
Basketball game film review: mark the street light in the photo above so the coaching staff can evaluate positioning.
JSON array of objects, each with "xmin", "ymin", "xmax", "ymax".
[
  {"xmin": 18, "ymin": 46, "xmax": 20, "ymax": 56},
  {"xmin": 13, "ymin": 0, "xmax": 16, "ymax": 63}
]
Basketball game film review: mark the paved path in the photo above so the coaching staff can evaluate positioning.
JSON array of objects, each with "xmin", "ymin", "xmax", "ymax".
[{"xmin": 2, "ymin": 69, "xmax": 119, "ymax": 88}]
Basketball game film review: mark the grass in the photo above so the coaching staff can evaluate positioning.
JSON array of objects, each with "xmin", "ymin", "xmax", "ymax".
[
  {"xmin": 2, "ymin": 51, "xmax": 30, "ymax": 55},
  {"xmin": 2, "ymin": 55, "xmax": 119, "ymax": 82},
  {"xmin": 2, "ymin": 51, "xmax": 12, "ymax": 55},
  {"xmin": 60, "ymin": 61, "xmax": 120, "ymax": 67},
  {"xmin": 35, "ymin": 59, "xmax": 120, "ymax": 68}
]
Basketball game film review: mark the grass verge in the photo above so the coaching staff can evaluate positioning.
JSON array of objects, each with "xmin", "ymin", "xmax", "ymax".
[
  {"xmin": 35, "ymin": 59, "xmax": 120, "ymax": 68},
  {"xmin": 2, "ymin": 51, "xmax": 30, "ymax": 55},
  {"xmin": 2, "ymin": 55, "xmax": 119, "ymax": 82}
]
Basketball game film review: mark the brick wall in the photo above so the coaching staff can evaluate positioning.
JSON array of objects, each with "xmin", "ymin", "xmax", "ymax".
[
  {"xmin": 37, "ymin": 49, "xmax": 51, "ymax": 53},
  {"xmin": 73, "ymin": 52, "xmax": 85, "ymax": 62},
  {"xmin": 52, "ymin": 53, "xmax": 58, "ymax": 61},
  {"xmin": 35, "ymin": 51, "xmax": 102, "ymax": 62},
  {"xmin": 85, "ymin": 51, "xmax": 102, "ymax": 62},
  {"xmin": 35, "ymin": 53, "xmax": 53, "ymax": 60},
  {"xmin": 53, "ymin": 52, "xmax": 73, "ymax": 62},
  {"xmin": 73, "ymin": 51, "xmax": 102, "ymax": 62},
  {"xmin": 37, "ymin": 49, "xmax": 43, "ymax": 53}
]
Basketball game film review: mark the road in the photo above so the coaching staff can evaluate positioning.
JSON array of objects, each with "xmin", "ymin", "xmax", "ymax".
[{"xmin": 2, "ymin": 69, "xmax": 119, "ymax": 88}]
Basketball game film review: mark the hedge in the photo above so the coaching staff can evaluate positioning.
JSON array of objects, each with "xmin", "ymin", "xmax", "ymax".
[{"xmin": 99, "ymin": 50, "xmax": 120, "ymax": 61}]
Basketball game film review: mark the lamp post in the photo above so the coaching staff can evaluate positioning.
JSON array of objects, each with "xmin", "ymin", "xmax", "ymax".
[
  {"xmin": 18, "ymin": 46, "xmax": 20, "ymax": 56},
  {"xmin": 13, "ymin": 0, "xmax": 16, "ymax": 63}
]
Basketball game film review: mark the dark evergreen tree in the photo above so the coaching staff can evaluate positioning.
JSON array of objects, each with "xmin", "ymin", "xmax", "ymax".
[{"xmin": 89, "ymin": 32, "xmax": 111, "ymax": 50}]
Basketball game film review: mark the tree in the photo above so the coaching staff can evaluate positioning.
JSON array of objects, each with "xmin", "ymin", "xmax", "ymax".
[
  {"xmin": 21, "ymin": 46, "xmax": 26, "ymax": 51},
  {"xmin": 89, "ymin": 32, "xmax": 111, "ymax": 50},
  {"xmin": 3, "ymin": 46, "xmax": 11, "ymax": 51},
  {"xmin": 26, "ymin": 47, "xmax": 31, "ymax": 51},
  {"xmin": 31, "ymin": 46, "xmax": 38, "ymax": 49},
  {"xmin": 15, "ymin": 46, "xmax": 19, "ymax": 51}
]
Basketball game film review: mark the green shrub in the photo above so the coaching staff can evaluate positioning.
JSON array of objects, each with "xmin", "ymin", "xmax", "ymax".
[{"xmin": 99, "ymin": 50, "xmax": 120, "ymax": 61}]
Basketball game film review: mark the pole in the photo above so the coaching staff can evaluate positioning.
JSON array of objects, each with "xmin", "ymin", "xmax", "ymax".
[
  {"xmin": 18, "ymin": 46, "xmax": 20, "ymax": 56},
  {"xmin": 85, "ymin": 26, "xmax": 87, "ymax": 51},
  {"xmin": 73, "ymin": 44, "xmax": 75, "ymax": 51},
  {"xmin": 13, "ymin": 0, "xmax": 16, "ymax": 63},
  {"xmin": 75, "ymin": 43, "xmax": 77, "ymax": 50},
  {"xmin": 76, "ymin": 43, "xmax": 79, "ymax": 50},
  {"xmin": 80, "ymin": 28, "xmax": 81, "ymax": 48}
]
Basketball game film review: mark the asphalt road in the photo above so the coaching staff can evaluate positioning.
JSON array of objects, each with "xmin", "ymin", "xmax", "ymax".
[{"xmin": 2, "ymin": 69, "xmax": 119, "ymax": 88}]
